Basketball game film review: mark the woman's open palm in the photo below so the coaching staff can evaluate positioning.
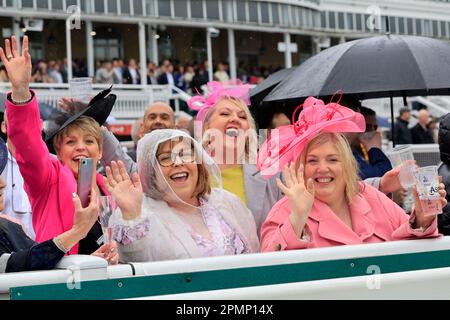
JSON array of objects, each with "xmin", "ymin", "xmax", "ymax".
[
  {"xmin": 0, "ymin": 36, "xmax": 32, "ymax": 90},
  {"xmin": 276, "ymin": 162, "xmax": 315, "ymax": 223},
  {"xmin": 104, "ymin": 160, "xmax": 143, "ymax": 220}
]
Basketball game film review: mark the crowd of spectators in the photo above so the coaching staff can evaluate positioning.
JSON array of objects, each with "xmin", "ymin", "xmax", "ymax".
[{"xmin": 0, "ymin": 57, "xmax": 282, "ymax": 92}]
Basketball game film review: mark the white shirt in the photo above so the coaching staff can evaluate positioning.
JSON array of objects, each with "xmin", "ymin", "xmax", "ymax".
[
  {"xmin": 129, "ymin": 68, "xmax": 139, "ymax": 84},
  {"xmin": 166, "ymin": 72, "xmax": 175, "ymax": 86},
  {"xmin": 2, "ymin": 151, "xmax": 35, "ymax": 239}
]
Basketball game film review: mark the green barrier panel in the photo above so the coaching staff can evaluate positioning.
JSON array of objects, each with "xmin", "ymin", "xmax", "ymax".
[{"xmin": 10, "ymin": 249, "xmax": 450, "ymax": 300}]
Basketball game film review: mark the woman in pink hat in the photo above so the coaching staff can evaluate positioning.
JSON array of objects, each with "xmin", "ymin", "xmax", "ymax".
[
  {"xmin": 188, "ymin": 81, "xmax": 284, "ymax": 233},
  {"xmin": 258, "ymin": 97, "xmax": 446, "ymax": 251}
]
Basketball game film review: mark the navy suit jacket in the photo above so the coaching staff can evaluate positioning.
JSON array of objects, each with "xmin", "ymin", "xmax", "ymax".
[{"xmin": 353, "ymin": 147, "xmax": 392, "ymax": 180}]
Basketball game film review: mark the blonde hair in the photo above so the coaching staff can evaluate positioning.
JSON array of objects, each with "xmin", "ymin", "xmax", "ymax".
[
  {"xmin": 203, "ymin": 96, "xmax": 258, "ymax": 163},
  {"xmin": 53, "ymin": 116, "xmax": 103, "ymax": 154},
  {"xmin": 300, "ymin": 132, "xmax": 360, "ymax": 204}
]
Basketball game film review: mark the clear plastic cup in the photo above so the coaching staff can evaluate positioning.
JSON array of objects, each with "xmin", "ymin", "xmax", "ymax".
[
  {"xmin": 387, "ymin": 145, "xmax": 416, "ymax": 188},
  {"xmin": 69, "ymin": 77, "xmax": 92, "ymax": 104},
  {"xmin": 414, "ymin": 165, "xmax": 442, "ymax": 216},
  {"xmin": 98, "ymin": 195, "xmax": 116, "ymax": 244}
]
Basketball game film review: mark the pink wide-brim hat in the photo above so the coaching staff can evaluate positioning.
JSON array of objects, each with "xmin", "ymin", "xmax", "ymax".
[
  {"xmin": 187, "ymin": 80, "xmax": 252, "ymax": 122},
  {"xmin": 257, "ymin": 96, "xmax": 366, "ymax": 178}
]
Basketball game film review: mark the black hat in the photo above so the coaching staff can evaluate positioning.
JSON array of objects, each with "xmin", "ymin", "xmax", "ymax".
[{"xmin": 44, "ymin": 87, "xmax": 117, "ymax": 154}]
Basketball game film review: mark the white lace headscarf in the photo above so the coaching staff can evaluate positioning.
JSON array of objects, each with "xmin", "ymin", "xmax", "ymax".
[{"xmin": 137, "ymin": 129, "xmax": 222, "ymax": 207}]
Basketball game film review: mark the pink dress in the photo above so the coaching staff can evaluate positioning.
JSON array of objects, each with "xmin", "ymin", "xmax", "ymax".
[
  {"xmin": 260, "ymin": 182, "xmax": 440, "ymax": 252},
  {"xmin": 6, "ymin": 93, "xmax": 108, "ymax": 254}
]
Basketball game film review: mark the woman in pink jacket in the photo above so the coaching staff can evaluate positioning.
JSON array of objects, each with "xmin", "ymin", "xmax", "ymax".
[
  {"xmin": 0, "ymin": 36, "xmax": 118, "ymax": 260},
  {"xmin": 258, "ymin": 96, "xmax": 446, "ymax": 252}
]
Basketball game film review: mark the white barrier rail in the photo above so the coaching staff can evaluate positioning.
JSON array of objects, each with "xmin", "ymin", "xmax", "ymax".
[
  {"xmin": 0, "ymin": 83, "xmax": 191, "ymax": 121},
  {"xmin": 2, "ymin": 237, "xmax": 450, "ymax": 299}
]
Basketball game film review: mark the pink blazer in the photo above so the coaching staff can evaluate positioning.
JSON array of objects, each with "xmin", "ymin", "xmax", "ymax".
[
  {"xmin": 6, "ymin": 94, "xmax": 107, "ymax": 254},
  {"xmin": 260, "ymin": 182, "xmax": 439, "ymax": 252}
]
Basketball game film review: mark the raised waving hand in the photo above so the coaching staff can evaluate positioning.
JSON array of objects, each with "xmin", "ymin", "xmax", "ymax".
[{"xmin": 276, "ymin": 162, "xmax": 315, "ymax": 238}]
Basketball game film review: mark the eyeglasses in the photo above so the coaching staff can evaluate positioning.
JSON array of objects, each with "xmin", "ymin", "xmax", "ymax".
[
  {"xmin": 156, "ymin": 150, "xmax": 196, "ymax": 167},
  {"xmin": 365, "ymin": 124, "xmax": 378, "ymax": 132}
]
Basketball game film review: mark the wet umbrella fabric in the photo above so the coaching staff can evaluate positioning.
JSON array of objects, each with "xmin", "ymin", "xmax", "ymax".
[
  {"xmin": 248, "ymin": 67, "xmax": 295, "ymax": 129},
  {"xmin": 261, "ymin": 35, "xmax": 450, "ymax": 144}
]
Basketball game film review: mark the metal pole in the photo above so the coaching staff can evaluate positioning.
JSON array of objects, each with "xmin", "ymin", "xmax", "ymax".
[
  {"xmin": 227, "ymin": 28, "xmax": 236, "ymax": 80},
  {"xmin": 12, "ymin": 18, "xmax": 22, "ymax": 53},
  {"xmin": 138, "ymin": 22, "xmax": 147, "ymax": 86},
  {"xmin": 148, "ymin": 24, "xmax": 159, "ymax": 64},
  {"xmin": 65, "ymin": 18, "xmax": 73, "ymax": 81},
  {"xmin": 284, "ymin": 32, "xmax": 292, "ymax": 68},
  {"xmin": 86, "ymin": 20, "xmax": 95, "ymax": 78},
  {"xmin": 206, "ymin": 28, "xmax": 213, "ymax": 82},
  {"xmin": 390, "ymin": 96, "xmax": 395, "ymax": 147}
]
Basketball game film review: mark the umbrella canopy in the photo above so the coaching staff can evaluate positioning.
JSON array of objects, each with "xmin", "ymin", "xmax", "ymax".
[
  {"xmin": 261, "ymin": 35, "xmax": 450, "ymax": 145},
  {"xmin": 249, "ymin": 67, "xmax": 295, "ymax": 129},
  {"xmin": 264, "ymin": 35, "xmax": 450, "ymax": 105}
]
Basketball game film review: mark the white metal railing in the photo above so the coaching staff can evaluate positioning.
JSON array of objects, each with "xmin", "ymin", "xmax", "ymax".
[
  {"xmin": 2, "ymin": 237, "xmax": 450, "ymax": 299},
  {"xmin": 0, "ymin": 83, "xmax": 191, "ymax": 121}
]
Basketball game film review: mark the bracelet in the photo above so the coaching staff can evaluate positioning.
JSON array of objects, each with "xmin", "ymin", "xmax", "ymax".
[
  {"xmin": 53, "ymin": 236, "xmax": 70, "ymax": 253},
  {"xmin": 10, "ymin": 91, "xmax": 33, "ymax": 105}
]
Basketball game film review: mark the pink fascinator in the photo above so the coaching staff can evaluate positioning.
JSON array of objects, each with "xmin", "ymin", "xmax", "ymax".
[
  {"xmin": 257, "ymin": 96, "xmax": 366, "ymax": 178},
  {"xmin": 188, "ymin": 80, "xmax": 252, "ymax": 122}
]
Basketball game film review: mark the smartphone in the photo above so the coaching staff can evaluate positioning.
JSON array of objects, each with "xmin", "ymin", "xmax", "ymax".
[{"xmin": 77, "ymin": 158, "xmax": 94, "ymax": 208}]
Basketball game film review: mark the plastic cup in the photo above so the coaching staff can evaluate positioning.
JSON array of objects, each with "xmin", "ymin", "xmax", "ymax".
[
  {"xmin": 69, "ymin": 77, "xmax": 92, "ymax": 104},
  {"xmin": 387, "ymin": 145, "xmax": 416, "ymax": 188},
  {"xmin": 414, "ymin": 166, "xmax": 442, "ymax": 216},
  {"xmin": 98, "ymin": 195, "xmax": 116, "ymax": 244}
]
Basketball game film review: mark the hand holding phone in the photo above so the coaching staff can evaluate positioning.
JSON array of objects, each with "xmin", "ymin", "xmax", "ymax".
[{"xmin": 77, "ymin": 158, "xmax": 94, "ymax": 208}]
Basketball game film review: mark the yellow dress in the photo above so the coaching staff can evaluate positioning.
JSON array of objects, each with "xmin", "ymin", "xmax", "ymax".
[{"xmin": 220, "ymin": 165, "xmax": 247, "ymax": 207}]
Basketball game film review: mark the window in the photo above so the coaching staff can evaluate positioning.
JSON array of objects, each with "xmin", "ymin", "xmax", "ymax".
[
  {"xmin": 158, "ymin": 0, "xmax": 171, "ymax": 16},
  {"xmin": 207, "ymin": 0, "xmax": 219, "ymax": 20},
  {"xmin": 346, "ymin": 13, "xmax": 354, "ymax": 30},
  {"xmin": 432, "ymin": 20, "xmax": 438, "ymax": 36},
  {"xmin": 248, "ymin": 1, "xmax": 258, "ymax": 23},
  {"xmin": 320, "ymin": 11, "xmax": 326, "ymax": 28},
  {"xmin": 398, "ymin": 17, "xmax": 405, "ymax": 34},
  {"xmin": 22, "ymin": 0, "xmax": 33, "ymax": 8},
  {"xmin": 271, "ymin": 3, "xmax": 279, "ymax": 24},
  {"xmin": 222, "ymin": 0, "xmax": 233, "ymax": 21},
  {"xmin": 407, "ymin": 18, "xmax": 413, "ymax": 34},
  {"xmin": 236, "ymin": 1, "xmax": 246, "ymax": 22},
  {"xmin": 338, "ymin": 12, "xmax": 344, "ymax": 29},
  {"xmin": 355, "ymin": 13, "xmax": 362, "ymax": 31},
  {"xmin": 94, "ymin": 0, "xmax": 105, "ymax": 13},
  {"xmin": 146, "ymin": 0, "xmax": 157, "ymax": 16},
  {"xmin": 415, "ymin": 19, "xmax": 422, "ymax": 35},
  {"xmin": 133, "ymin": 0, "xmax": 143, "ymax": 15},
  {"xmin": 52, "ymin": 0, "xmax": 63, "ymax": 10},
  {"xmin": 423, "ymin": 20, "xmax": 432, "ymax": 36},
  {"xmin": 328, "ymin": 12, "xmax": 336, "ymax": 29},
  {"xmin": 280, "ymin": 4, "xmax": 290, "ymax": 26},
  {"xmin": 174, "ymin": 0, "xmax": 187, "ymax": 17},
  {"xmin": 191, "ymin": 0, "xmax": 203, "ymax": 19},
  {"xmin": 36, "ymin": 0, "xmax": 48, "ymax": 9},
  {"xmin": 260, "ymin": 2, "xmax": 269, "ymax": 23},
  {"xmin": 107, "ymin": 0, "xmax": 118, "ymax": 14},
  {"xmin": 440, "ymin": 21, "xmax": 446, "ymax": 37},
  {"xmin": 121, "ymin": 0, "xmax": 131, "ymax": 14},
  {"xmin": 95, "ymin": 38, "xmax": 121, "ymax": 60},
  {"xmin": 389, "ymin": 16, "xmax": 396, "ymax": 33}
]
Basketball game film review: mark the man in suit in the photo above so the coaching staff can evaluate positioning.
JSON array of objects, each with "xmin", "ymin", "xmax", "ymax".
[
  {"xmin": 411, "ymin": 109, "xmax": 434, "ymax": 144},
  {"xmin": 122, "ymin": 58, "xmax": 140, "ymax": 84}
]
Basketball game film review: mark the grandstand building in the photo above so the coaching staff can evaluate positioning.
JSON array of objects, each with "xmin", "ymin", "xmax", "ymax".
[{"xmin": 0, "ymin": 0, "xmax": 449, "ymax": 82}]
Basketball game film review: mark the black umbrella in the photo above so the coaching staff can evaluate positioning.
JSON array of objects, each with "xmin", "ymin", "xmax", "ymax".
[
  {"xmin": 262, "ymin": 35, "xmax": 450, "ymax": 145},
  {"xmin": 249, "ymin": 67, "xmax": 295, "ymax": 129}
]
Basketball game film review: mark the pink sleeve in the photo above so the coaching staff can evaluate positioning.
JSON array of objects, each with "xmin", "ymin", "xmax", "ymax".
[
  {"xmin": 6, "ymin": 93, "xmax": 53, "ymax": 198},
  {"xmin": 374, "ymin": 187, "xmax": 440, "ymax": 239},
  {"xmin": 260, "ymin": 198, "xmax": 314, "ymax": 252}
]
